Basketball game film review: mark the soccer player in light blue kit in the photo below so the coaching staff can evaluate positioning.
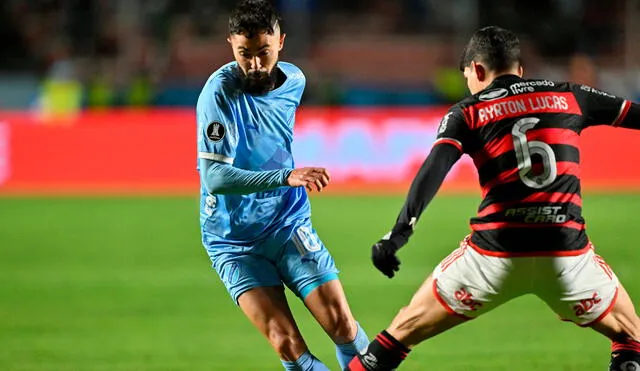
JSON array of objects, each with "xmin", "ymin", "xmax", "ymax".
[{"xmin": 196, "ymin": 1, "xmax": 369, "ymax": 370}]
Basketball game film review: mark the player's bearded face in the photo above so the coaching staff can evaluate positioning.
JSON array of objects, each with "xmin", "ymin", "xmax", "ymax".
[
  {"xmin": 240, "ymin": 63, "xmax": 279, "ymax": 95},
  {"xmin": 229, "ymin": 29, "xmax": 285, "ymax": 95}
]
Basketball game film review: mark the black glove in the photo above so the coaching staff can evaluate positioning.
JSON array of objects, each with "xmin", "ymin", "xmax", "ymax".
[
  {"xmin": 371, "ymin": 228, "xmax": 411, "ymax": 278},
  {"xmin": 371, "ymin": 239, "xmax": 401, "ymax": 278}
]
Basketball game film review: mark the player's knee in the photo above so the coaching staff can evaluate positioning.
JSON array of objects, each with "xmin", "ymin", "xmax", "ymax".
[
  {"xmin": 266, "ymin": 327, "xmax": 306, "ymax": 360},
  {"xmin": 326, "ymin": 311, "xmax": 357, "ymax": 344}
]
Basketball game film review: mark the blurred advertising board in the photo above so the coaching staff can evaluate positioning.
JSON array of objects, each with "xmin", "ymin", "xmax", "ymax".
[{"xmin": 0, "ymin": 108, "xmax": 639, "ymax": 195}]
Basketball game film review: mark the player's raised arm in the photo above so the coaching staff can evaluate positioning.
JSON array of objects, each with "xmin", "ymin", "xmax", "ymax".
[
  {"xmin": 371, "ymin": 109, "xmax": 469, "ymax": 278},
  {"xmin": 571, "ymin": 83, "xmax": 640, "ymax": 130}
]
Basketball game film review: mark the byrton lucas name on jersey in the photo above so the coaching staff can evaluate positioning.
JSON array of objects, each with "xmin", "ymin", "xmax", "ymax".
[{"xmin": 478, "ymin": 93, "xmax": 572, "ymax": 124}]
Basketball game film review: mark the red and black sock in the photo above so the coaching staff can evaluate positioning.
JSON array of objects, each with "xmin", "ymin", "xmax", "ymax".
[
  {"xmin": 345, "ymin": 331, "xmax": 410, "ymax": 371},
  {"xmin": 609, "ymin": 339, "xmax": 640, "ymax": 371}
]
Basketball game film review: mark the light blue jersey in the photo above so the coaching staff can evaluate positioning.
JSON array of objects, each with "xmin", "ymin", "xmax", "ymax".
[
  {"xmin": 196, "ymin": 61, "xmax": 338, "ymax": 305},
  {"xmin": 196, "ymin": 61, "xmax": 310, "ymax": 244}
]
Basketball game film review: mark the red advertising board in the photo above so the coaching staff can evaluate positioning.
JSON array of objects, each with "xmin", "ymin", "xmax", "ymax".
[{"xmin": 0, "ymin": 108, "xmax": 639, "ymax": 195}]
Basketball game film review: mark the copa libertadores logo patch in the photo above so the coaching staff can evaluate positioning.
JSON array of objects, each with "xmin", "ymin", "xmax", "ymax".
[{"xmin": 206, "ymin": 122, "xmax": 225, "ymax": 142}]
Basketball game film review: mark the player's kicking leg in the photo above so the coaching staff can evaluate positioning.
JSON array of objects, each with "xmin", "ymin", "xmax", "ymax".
[
  {"xmin": 210, "ymin": 243, "xmax": 332, "ymax": 370},
  {"xmin": 279, "ymin": 221, "xmax": 370, "ymax": 369},
  {"xmin": 591, "ymin": 284, "xmax": 640, "ymax": 370},
  {"xmin": 345, "ymin": 274, "xmax": 468, "ymax": 371},
  {"xmin": 304, "ymin": 279, "xmax": 370, "ymax": 369},
  {"xmin": 238, "ymin": 286, "xmax": 331, "ymax": 370},
  {"xmin": 347, "ymin": 239, "xmax": 517, "ymax": 370}
]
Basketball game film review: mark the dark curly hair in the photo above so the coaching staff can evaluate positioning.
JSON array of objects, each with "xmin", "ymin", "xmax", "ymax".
[
  {"xmin": 459, "ymin": 26, "xmax": 522, "ymax": 73},
  {"xmin": 229, "ymin": 0, "xmax": 282, "ymax": 38}
]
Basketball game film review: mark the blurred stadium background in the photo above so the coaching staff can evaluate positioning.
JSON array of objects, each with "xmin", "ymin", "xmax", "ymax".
[{"xmin": 2, "ymin": 1, "xmax": 640, "ymax": 370}]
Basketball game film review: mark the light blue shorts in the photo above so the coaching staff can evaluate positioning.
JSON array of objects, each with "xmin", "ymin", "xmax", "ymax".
[{"xmin": 205, "ymin": 219, "xmax": 339, "ymax": 304}]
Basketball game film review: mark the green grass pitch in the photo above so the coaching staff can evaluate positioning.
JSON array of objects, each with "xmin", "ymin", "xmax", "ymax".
[{"xmin": 1, "ymin": 194, "xmax": 639, "ymax": 371}]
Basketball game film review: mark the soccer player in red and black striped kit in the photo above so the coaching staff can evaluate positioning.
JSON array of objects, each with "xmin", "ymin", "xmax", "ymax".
[{"xmin": 346, "ymin": 26, "xmax": 640, "ymax": 371}]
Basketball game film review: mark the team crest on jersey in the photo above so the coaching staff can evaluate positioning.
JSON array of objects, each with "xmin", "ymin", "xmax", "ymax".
[
  {"xmin": 206, "ymin": 122, "xmax": 225, "ymax": 142},
  {"xmin": 478, "ymin": 88, "xmax": 509, "ymax": 101}
]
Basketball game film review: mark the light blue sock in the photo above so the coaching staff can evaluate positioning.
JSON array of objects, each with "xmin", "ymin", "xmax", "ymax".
[
  {"xmin": 281, "ymin": 350, "xmax": 331, "ymax": 371},
  {"xmin": 335, "ymin": 322, "xmax": 370, "ymax": 369}
]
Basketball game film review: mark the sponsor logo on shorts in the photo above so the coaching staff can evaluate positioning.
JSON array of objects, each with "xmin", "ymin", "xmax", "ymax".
[
  {"xmin": 454, "ymin": 287, "xmax": 483, "ymax": 311},
  {"xmin": 573, "ymin": 292, "xmax": 602, "ymax": 316}
]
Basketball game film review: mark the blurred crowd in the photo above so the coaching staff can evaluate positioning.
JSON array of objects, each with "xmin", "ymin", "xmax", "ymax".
[{"xmin": 1, "ymin": 0, "xmax": 639, "ymax": 109}]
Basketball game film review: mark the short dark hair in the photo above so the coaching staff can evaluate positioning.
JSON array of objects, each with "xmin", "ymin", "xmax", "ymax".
[
  {"xmin": 459, "ymin": 26, "xmax": 522, "ymax": 73},
  {"xmin": 229, "ymin": 0, "xmax": 281, "ymax": 38}
]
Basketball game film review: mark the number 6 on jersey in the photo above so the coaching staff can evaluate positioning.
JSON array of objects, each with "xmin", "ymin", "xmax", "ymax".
[{"xmin": 512, "ymin": 117, "xmax": 558, "ymax": 189}]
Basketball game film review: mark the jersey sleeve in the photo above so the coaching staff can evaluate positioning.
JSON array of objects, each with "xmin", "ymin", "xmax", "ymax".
[
  {"xmin": 196, "ymin": 80, "xmax": 238, "ymax": 165},
  {"xmin": 570, "ymin": 83, "xmax": 632, "ymax": 129},
  {"xmin": 295, "ymin": 72, "xmax": 306, "ymax": 107},
  {"xmin": 200, "ymin": 158, "xmax": 290, "ymax": 195},
  {"xmin": 283, "ymin": 63, "xmax": 306, "ymax": 107},
  {"xmin": 433, "ymin": 105, "xmax": 471, "ymax": 153}
]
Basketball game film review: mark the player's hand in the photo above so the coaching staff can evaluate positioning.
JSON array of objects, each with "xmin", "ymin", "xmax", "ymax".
[
  {"xmin": 371, "ymin": 235, "xmax": 404, "ymax": 278},
  {"xmin": 287, "ymin": 167, "xmax": 331, "ymax": 192}
]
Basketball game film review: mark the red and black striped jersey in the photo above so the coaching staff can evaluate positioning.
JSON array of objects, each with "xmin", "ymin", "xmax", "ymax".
[{"xmin": 436, "ymin": 75, "xmax": 634, "ymax": 256}]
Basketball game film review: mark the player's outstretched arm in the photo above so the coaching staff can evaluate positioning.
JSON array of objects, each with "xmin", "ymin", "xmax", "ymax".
[
  {"xmin": 571, "ymin": 84, "xmax": 640, "ymax": 130},
  {"xmin": 200, "ymin": 158, "xmax": 291, "ymax": 195},
  {"xmin": 200, "ymin": 159, "xmax": 330, "ymax": 195},
  {"xmin": 372, "ymin": 143, "xmax": 461, "ymax": 278}
]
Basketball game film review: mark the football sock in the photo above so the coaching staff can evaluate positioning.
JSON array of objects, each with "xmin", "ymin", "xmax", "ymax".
[
  {"xmin": 345, "ymin": 330, "xmax": 410, "ymax": 371},
  {"xmin": 609, "ymin": 339, "xmax": 640, "ymax": 371},
  {"xmin": 335, "ymin": 322, "xmax": 370, "ymax": 369},
  {"xmin": 281, "ymin": 350, "xmax": 331, "ymax": 371}
]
